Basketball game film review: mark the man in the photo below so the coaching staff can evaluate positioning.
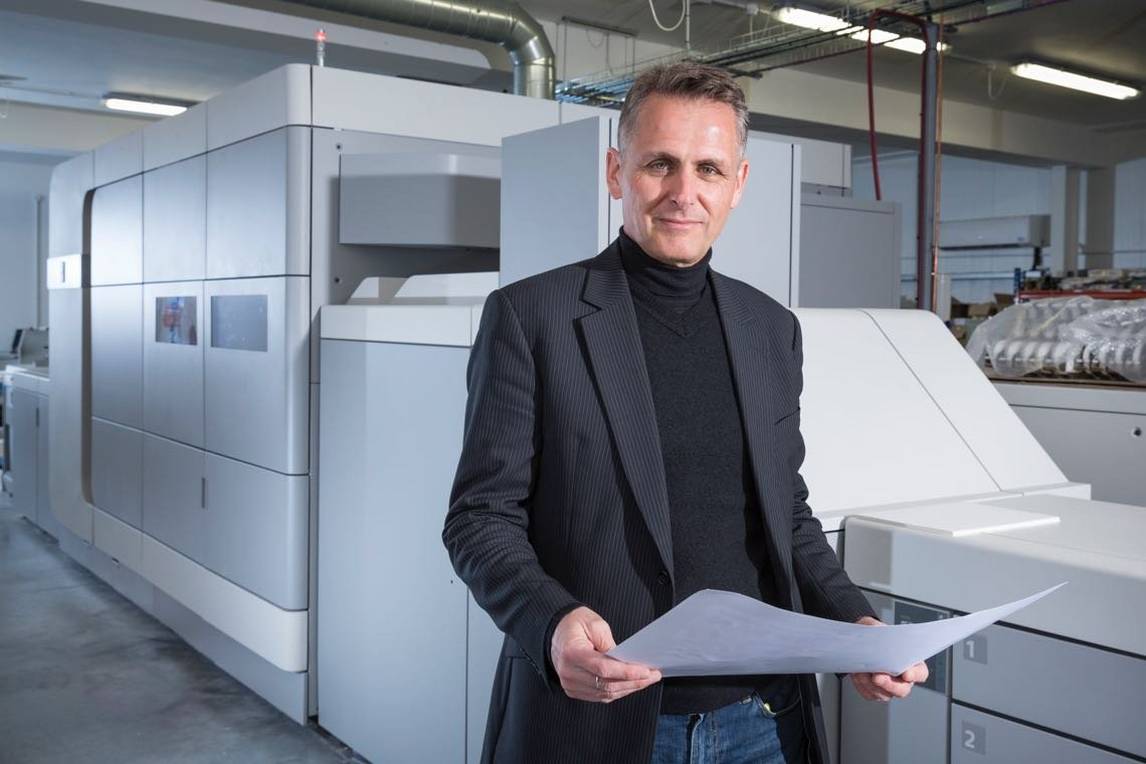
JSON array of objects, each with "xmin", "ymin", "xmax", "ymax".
[{"xmin": 444, "ymin": 62, "xmax": 927, "ymax": 764}]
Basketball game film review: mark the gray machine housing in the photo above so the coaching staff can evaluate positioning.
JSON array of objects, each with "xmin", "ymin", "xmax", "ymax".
[{"xmin": 49, "ymin": 64, "xmax": 581, "ymax": 724}]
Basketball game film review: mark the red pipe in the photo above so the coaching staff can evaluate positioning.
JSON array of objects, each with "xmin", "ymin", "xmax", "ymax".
[{"xmin": 865, "ymin": 8, "xmax": 935, "ymax": 310}]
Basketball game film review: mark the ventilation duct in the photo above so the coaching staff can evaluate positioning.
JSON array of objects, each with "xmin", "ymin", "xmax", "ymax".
[{"xmin": 278, "ymin": 0, "xmax": 555, "ymax": 99}]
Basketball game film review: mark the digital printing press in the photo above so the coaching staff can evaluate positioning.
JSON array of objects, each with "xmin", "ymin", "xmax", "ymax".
[{"xmin": 46, "ymin": 62, "xmax": 1143, "ymax": 764}]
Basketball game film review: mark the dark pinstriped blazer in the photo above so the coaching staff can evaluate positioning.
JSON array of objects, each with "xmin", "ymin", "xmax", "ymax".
[{"xmin": 444, "ymin": 241, "xmax": 874, "ymax": 764}]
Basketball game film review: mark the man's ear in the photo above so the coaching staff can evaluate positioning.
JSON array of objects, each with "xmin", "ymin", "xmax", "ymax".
[
  {"xmin": 729, "ymin": 158, "xmax": 750, "ymax": 209},
  {"xmin": 606, "ymin": 147, "xmax": 623, "ymax": 200}
]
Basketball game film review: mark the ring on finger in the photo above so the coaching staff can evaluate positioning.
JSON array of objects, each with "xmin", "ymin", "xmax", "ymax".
[{"xmin": 595, "ymin": 675, "xmax": 601, "ymax": 691}]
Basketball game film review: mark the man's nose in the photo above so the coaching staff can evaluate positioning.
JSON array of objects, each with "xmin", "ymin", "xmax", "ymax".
[{"xmin": 666, "ymin": 169, "xmax": 697, "ymax": 209}]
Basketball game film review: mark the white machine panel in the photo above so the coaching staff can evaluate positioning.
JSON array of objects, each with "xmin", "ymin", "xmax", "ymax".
[
  {"xmin": 204, "ymin": 276, "xmax": 309, "ymax": 474},
  {"xmin": 35, "ymin": 395, "xmax": 55, "ymax": 538},
  {"xmin": 866, "ymin": 310, "xmax": 1067, "ymax": 491},
  {"xmin": 93, "ymin": 130, "xmax": 142, "ymax": 187},
  {"xmin": 799, "ymin": 196, "xmax": 899, "ymax": 309},
  {"xmin": 143, "ymin": 281, "xmax": 204, "ymax": 447},
  {"xmin": 952, "ymin": 623, "xmax": 1146, "ymax": 758},
  {"xmin": 91, "ymin": 418, "xmax": 144, "ymax": 530},
  {"xmin": 1013, "ymin": 406, "xmax": 1146, "ymax": 505},
  {"xmin": 500, "ymin": 117, "xmax": 614, "ymax": 287},
  {"xmin": 338, "ymin": 152, "xmax": 500, "ymax": 248},
  {"xmin": 144, "ymin": 155, "xmax": 206, "ymax": 283},
  {"xmin": 996, "ymin": 382, "xmax": 1146, "ymax": 506},
  {"xmin": 49, "ymin": 152, "xmax": 93, "ymax": 257},
  {"xmin": 204, "ymin": 453, "xmax": 308, "ymax": 611},
  {"xmin": 206, "ymin": 127, "xmax": 310, "ymax": 279},
  {"xmin": 715, "ymin": 136, "xmax": 799, "ymax": 305},
  {"xmin": 90, "ymin": 175, "xmax": 143, "ymax": 287},
  {"xmin": 143, "ymin": 102, "xmax": 207, "ymax": 171},
  {"xmin": 951, "ymin": 705, "xmax": 1137, "ymax": 764},
  {"xmin": 140, "ymin": 533, "xmax": 308, "ymax": 673},
  {"xmin": 48, "ymin": 286, "xmax": 92, "ymax": 543},
  {"xmin": 206, "ymin": 64, "xmax": 311, "ymax": 151},
  {"xmin": 142, "ymin": 433, "xmax": 207, "ymax": 564},
  {"xmin": 7, "ymin": 387, "xmax": 40, "ymax": 526},
  {"xmin": 92, "ymin": 506, "xmax": 144, "ymax": 573},
  {"xmin": 91, "ymin": 284, "xmax": 142, "ymax": 428},
  {"xmin": 312, "ymin": 66, "xmax": 559, "ymax": 147},
  {"xmin": 796, "ymin": 310, "xmax": 999, "ymax": 513},
  {"xmin": 559, "ymin": 102, "xmax": 615, "ymax": 125},
  {"xmin": 843, "ymin": 495, "xmax": 1146, "ymax": 655},
  {"xmin": 321, "ymin": 303, "xmax": 482, "ymax": 347}
]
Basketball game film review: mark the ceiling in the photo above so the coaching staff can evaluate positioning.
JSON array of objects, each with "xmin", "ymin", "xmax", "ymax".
[
  {"xmin": 524, "ymin": 0, "xmax": 1146, "ymax": 131},
  {"xmin": 0, "ymin": 0, "xmax": 510, "ymax": 114},
  {"xmin": 0, "ymin": 0, "xmax": 1143, "ymax": 155}
]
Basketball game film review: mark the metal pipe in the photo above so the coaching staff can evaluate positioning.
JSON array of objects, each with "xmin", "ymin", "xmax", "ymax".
[
  {"xmin": 920, "ymin": 22, "xmax": 939, "ymax": 314},
  {"xmin": 865, "ymin": 8, "xmax": 940, "ymax": 313},
  {"xmin": 277, "ymin": 0, "xmax": 556, "ymax": 99}
]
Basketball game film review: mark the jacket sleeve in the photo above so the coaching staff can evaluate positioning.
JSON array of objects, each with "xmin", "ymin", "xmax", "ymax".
[
  {"xmin": 787, "ymin": 315, "xmax": 878, "ymax": 624},
  {"xmin": 443, "ymin": 288, "xmax": 581, "ymax": 687}
]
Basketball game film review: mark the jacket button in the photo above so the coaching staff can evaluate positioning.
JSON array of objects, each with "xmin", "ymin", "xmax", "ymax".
[{"xmin": 657, "ymin": 569, "xmax": 670, "ymax": 586}]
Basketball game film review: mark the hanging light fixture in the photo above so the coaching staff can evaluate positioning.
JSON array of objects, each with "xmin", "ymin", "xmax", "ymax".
[
  {"xmin": 1010, "ymin": 62, "xmax": 1139, "ymax": 100},
  {"xmin": 102, "ymin": 92, "xmax": 193, "ymax": 117}
]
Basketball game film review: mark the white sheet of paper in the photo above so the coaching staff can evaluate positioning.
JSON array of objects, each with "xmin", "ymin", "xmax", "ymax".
[{"xmin": 608, "ymin": 583, "xmax": 1065, "ymax": 676}]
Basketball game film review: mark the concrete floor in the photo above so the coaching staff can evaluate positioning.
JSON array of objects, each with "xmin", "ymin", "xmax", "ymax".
[{"xmin": 0, "ymin": 508, "xmax": 356, "ymax": 764}]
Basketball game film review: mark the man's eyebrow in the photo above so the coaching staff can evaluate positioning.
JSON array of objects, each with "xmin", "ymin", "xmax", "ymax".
[
  {"xmin": 639, "ymin": 151, "xmax": 680, "ymax": 163},
  {"xmin": 694, "ymin": 156, "xmax": 730, "ymax": 169}
]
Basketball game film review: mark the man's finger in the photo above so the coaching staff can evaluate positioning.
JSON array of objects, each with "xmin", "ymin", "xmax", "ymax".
[
  {"xmin": 568, "ymin": 651, "xmax": 655, "ymax": 682},
  {"xmin": 597, "ymin": 671, "xmax": 662, "ymax": 691},
  {"xmin": 561, "ymin": 671, "xmax": 661, "ymax": 703},
  {"xmin": 872, "ymin": 673, "xmax": 912, "ymax": 698},
  {"xmin": 585, "ymin": 619, "xmax": 617, "ymax": 652},
  {"xmin": 853, "ymin": 673, "xmax": 892, "ymax": 702},
  {"xmin": 582, "ymin": 673, "xmax": 662, "ymax": 695},
  {"xmin": 899, "ymin": 662, "xmax": 929, "ymax": 684}
]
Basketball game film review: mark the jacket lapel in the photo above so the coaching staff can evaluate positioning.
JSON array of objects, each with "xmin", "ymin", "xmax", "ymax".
[
  {"xmin": 577, "ymin": 244, "xmax": 674, "ymax": 577},
  {"xmin": 710, "ymin": 272, "xmax": 795, "ymax": 583}
]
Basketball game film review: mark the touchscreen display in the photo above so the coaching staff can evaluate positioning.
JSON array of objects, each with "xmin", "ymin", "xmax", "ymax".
[
  {"xmin": 211, "ymin": 294, "xmax": 268, "ymax": 352},
  {"xmin": 155, "ymin": 296, "xmax": 197, "ymax": 345}
]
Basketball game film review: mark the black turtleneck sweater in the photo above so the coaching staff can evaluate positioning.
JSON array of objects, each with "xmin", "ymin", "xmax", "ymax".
[{"xmin": 618, "ymin": 229, "xmax": 797, "ymax": 715}]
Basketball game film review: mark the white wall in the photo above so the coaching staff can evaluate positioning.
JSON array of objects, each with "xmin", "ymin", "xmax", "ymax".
[
  {"xmin": 853, "ymin": 153, "xmax": 1052, "ymax": 304},
  {"xmin": 1113, "ymin": 158, "xmax": 1146, "ymax": 269},
  {"xmin": 0, "ymin": 156, "xmax": 58, "ymax": 349}
]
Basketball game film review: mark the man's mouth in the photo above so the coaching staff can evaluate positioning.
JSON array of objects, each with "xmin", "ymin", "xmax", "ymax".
[{"xmin": 656, "ymin": 218, "xmax": 702, "ymax": 230}]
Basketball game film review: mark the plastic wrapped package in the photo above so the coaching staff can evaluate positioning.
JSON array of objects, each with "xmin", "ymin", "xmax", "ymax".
[
  {"xmin": 966, "ymin": 296, "xmax": 1146, "ymax": 383},
  {"xmin": 1063, "ymin": 302, "xmax": 1146, "ymax": 382}
]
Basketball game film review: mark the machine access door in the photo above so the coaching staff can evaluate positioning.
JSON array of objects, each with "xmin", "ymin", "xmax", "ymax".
[
  {"xmin": 204, "ymin": 276, "xmax": 309, "ymax": 475},
  {"xmin": 143, "ymin": 282, "xmax": 205, "ymax": 448}
]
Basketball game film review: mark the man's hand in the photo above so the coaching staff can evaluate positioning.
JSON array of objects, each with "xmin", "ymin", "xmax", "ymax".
[
  {"xmin": 550, "ymin": 606, "xmax": 662, "ymax": 703},
  {"xmin": 849, "ymin": 616, "xmax": 929, "ymax": 702}
]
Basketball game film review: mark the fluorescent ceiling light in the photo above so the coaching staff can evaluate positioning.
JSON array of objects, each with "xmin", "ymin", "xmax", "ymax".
[
  {"xmin": 849, "ymin": 29, "xmax": 899, "ymax": 45},
  {"xmin": 773, "ymin": 7, "xmax": 852, "ymax": 33},
  {"xmin": 775, "ymin": 7, "xmax": 949, "ymax": 55},
  {"xmin": 1010, "ymin": 62, "xmax": 1139, "ymax": 100},
  {"xmin": 884, "ymin": 37, "xmax": 950, "ymax": 54},
  {"xmin": 103, "ymin": 96, "xmax": 188, "ymax": 117}
]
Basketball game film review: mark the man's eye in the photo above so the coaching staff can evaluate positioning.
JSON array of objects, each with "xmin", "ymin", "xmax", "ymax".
[
  {"xmin": 648, "ymin": 160, "xmax": 669, "ymax": 171},
  {"xmin": 699, "ymin": 164, "xmax": 720, "ymax": 175}
]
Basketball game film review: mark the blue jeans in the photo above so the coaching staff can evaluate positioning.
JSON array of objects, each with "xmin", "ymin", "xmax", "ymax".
[{"xmin": 651, "ymin": 692, "xmax": 808, "ymax": 764}]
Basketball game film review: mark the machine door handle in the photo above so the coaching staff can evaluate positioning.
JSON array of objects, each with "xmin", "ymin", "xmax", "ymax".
[{"xmin": 201, "ymin": 477, "xmax": 207, "ymax": 509}]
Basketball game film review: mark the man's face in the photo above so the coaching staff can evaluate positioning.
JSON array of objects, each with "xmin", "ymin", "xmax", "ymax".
[{"xmin": 606, "ymin": 94, "xmax": 749, "ymax": 268}]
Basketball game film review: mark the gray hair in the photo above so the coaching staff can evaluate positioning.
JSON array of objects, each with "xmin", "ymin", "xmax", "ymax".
[{"xmin": 618, "ymin": 61, "xmax": 749, "ymax": 156}]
